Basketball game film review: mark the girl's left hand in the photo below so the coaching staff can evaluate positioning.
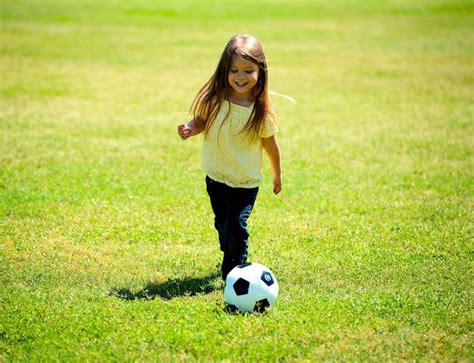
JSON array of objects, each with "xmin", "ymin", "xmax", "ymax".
[{"xmin": 273, "ymin": 176, "xmax": 282, "ymax": 195}]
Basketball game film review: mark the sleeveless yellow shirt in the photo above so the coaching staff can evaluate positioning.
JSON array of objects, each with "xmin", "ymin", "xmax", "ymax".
[{"xmin": 201, "ymin": 101, "xmax": 278, "ymax": 188}]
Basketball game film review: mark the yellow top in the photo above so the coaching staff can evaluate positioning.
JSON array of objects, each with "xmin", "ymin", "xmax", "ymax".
[{"xmin": 201, "ymin": 101, "xmax": 278, "ymax": 188}]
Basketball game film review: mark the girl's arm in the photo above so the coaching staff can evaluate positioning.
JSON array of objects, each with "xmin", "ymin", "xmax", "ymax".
[
  {"xmin": 177, "ymin": 118, "xmax": 203, "ymax": 140},
  {"xmin": 262, "ymin": 135, "xmax": 282, "ymax": 195}
]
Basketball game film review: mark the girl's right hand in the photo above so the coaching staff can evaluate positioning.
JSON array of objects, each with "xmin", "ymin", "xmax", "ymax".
[{"xmin": 178, "ymin": 124, "xmax": 192, "ymax": 140}]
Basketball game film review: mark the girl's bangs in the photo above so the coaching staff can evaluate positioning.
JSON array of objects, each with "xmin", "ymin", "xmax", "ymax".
[{"xmin": 231, "ymin": 45, "xmax": 259, "ymax": 65}]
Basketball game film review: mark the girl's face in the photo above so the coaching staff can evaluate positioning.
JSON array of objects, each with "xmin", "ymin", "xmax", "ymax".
[{"xmin": 227, "ymin": 55, "xmax": 259, "ymax": 100}]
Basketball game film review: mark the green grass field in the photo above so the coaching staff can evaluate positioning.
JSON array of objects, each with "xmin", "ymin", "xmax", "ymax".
[{"xmin": 1, "ymin": 0, "xmax": 473, "ymax": 360}]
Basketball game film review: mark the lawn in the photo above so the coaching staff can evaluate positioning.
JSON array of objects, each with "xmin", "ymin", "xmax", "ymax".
[{"xmin": 1, "ymin": 0, "xmax": 473, "ymax": 361}]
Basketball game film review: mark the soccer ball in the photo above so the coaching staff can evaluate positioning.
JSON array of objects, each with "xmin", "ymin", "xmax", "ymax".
[{"xmin": 224, "ymin": 262, "xmax": 279, "ymax": 313}]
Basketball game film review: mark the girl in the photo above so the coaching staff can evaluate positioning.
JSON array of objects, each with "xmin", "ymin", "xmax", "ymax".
[{"xmin": 177, "ymin": 34, "xmax": 281, "ymax": 280}]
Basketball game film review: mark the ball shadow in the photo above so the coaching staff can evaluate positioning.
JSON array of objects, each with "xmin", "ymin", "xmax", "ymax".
[
  {"xmin": 222, "ymin": 303, "xmax": 270, "ymax": 316},
  {"xmin": 110, "ymin": 272, "xmax": 221, "ymax": 301}
]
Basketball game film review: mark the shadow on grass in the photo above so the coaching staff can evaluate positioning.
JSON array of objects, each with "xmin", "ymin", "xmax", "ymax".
[{"xmin": 110, "ymin": 273, "xmax": 221, "ymax": 301}]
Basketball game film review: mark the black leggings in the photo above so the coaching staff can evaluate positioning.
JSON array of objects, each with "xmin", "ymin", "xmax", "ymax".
[{"xmin": 205, "ymin": 176, "xmax": 259, "ymax": 280}]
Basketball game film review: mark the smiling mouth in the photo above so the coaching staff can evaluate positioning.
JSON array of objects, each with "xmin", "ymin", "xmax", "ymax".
[{"xmin": 235, "ymin": 81, "xmax": 248, "ymax": 87}]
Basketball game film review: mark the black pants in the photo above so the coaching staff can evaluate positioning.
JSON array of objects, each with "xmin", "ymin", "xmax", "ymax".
[{"xmin": 205, "ymin": 176, "xmax": 259, "ymax": 280}]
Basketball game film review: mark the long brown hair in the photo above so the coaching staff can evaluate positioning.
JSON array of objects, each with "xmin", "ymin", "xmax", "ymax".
[{"xmin": 190, "ymin": 34, "xmax": 275, "ymax": 141}]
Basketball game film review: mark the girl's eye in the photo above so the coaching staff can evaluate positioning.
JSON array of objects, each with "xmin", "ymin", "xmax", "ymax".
[{"xmin": 229, "ymin": 69, "xmax": 255, "ymax": 74}]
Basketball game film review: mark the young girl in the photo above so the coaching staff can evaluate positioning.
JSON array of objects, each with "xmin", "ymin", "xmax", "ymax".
[{"xmin": 177, "ymin": 34, "xmax": 281, "ymax": 280}]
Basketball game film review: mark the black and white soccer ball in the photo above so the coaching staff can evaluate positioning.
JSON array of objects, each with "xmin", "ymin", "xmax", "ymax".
[{"xmin": 224, "ymin": 262, "xmax": 279, "ymax": 313}]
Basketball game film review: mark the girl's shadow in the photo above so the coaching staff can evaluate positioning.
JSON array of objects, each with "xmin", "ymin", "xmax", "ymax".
[{"xmin": 110, "ymin": 273, "xmax": 221, "ymax": 301}]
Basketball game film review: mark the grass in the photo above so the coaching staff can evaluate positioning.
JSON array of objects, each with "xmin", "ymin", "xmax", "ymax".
[{"xmin": 1, "ymin": 0, "xmax": 473, "ymax": 361}]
